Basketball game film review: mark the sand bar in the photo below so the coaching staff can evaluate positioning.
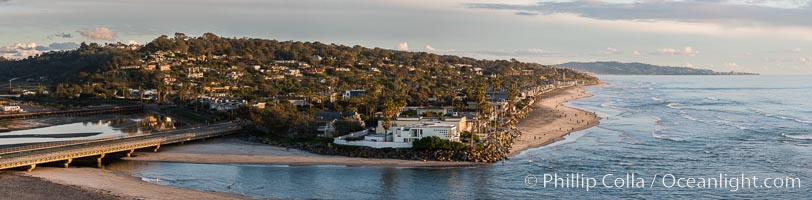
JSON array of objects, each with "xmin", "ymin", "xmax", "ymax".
[{"xmin": 510, "ymin": 86, "xmax": 600, "ymax": 157}]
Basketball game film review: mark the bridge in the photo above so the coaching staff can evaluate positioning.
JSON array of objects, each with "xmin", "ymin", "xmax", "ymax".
[
  {"xmin": 0, "ymin": 121, "xmax": 244, "ymax": 172},
  {"xmin": 0, "ymin": 105, "xmax": 145, "ymax": 121}
]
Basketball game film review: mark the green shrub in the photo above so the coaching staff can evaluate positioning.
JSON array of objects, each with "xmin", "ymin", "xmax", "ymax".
[
  {"xmin": 412, "ymin": 136, "xmax": 466, "ymax": 151},
  {"xmin": 460, "ymin": 131, "xmax": 479, "ymax": 142}
]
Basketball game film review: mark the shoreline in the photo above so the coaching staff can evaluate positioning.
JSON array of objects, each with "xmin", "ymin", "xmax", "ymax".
[
  {"xmin": 3, "ymin": 85, "xmax": 601, "ymax": 200},
  {"xmin": 509, "ymin": 85, "xmax": 600, "ymax": 157},
  {"xmin": 122, "ymin": 85, "xmax": 601, "ymax": 166},
  {"xmin": 123, "ymin": 137, "xmax": 482, "ymax": 167},
  {"xmin": 123, "ymin": 85, "xmax": 602, "ymax": 166},
  {"xmin": 18, "ymin": 168, "xmax": 248, "ymax": 200}
]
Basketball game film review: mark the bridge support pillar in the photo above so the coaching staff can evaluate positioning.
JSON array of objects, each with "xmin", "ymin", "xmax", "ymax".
[
  {"xmin": 97, "ymin": 153, "xmax": 106, "ymax": 166},
  {"xmin": 27, "ymin": 164, "xmax": 36, "ymax": 172},
  {"xmin": 64, "ymin": 158, "xmax": 73, "ymax": 168},
  {"xmin": 154, "ymin": 144, "xmax": 161, "ymax": 152},
  {"xmin": 126, "ymin": 149, "xmax": 135, "ymax": 157}
]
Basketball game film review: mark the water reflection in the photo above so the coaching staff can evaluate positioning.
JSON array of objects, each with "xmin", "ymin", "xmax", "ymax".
[
  {"xmin": 104, "ymin": 76, "xmax": 812, "ymax": 199},
  {"xmin": 107, "ymin": 161, "xmax": 494, "ymax": 200},
  {"xmin": 0, "ymin": 114, "xmax": 176, "ymax": 146}
]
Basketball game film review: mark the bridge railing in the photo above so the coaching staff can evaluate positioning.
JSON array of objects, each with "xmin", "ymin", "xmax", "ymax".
[
  {"xmin": 0, "ymin": 122, "xmax": 236, "ymax": 156},
  {"xmin": 0, "ymin": 122, "xmax": 243, "ymax": 170},
  {"xmin": 0, "ymin": 105, "xmax": 144, "ymax": 121}
]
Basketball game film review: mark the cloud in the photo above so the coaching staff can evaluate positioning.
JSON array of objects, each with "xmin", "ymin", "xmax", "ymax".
[
  {"xmin": 467, "ymin": 1, "xmax": 812, "ymax": 41},
  {"xmin": 632, "ymin": 51, "xmax": 642, "ymax": 56},
  {"xmin": 652, "ymin": 46, "xmax": 698, "ymax": 56},
  {"xmin": 515, "ymin": 11, "xmax": 539, "ymax": 16},
  {"xmin": 47, "ymin": 32, "xmax": 73, "ymax": 39},
  {"xmin": 78, "ymin": 27, "xmax": 116, "ymax": 41},
  {"xmin": 48, "ymin": 42, "xmax": 80, "ymax": 50},
  {"xmin": 467, "ymin": 1, "xmax": 812, "ymax": 27},
  {"xmin": 435, "ymin": 48, "xmax": 568, "ymax": 58},
  {"xmin": 0, "ymin": 43, "xmax": 43, "ymax": 59},
  {"xmin": 126, "ymin": 40, "xmax": 139, "ymax": 45},
  {"xmin": 591, "ymin": 47, "xmax": 622, "ymax": 56},
  {"xmin": 685, "ymin": 62, "xmax": 695, "ymax": 68},
  {"xmin": 0, "ymin": 42, "xmax": 80, "ymax": 59},
  {"xmin": 421, "ymin": 46, "xmax": 565, "ymax": 58},
  {"xmin": 397, "ymin": 42, "xmax": 409, "ymax": 51}
]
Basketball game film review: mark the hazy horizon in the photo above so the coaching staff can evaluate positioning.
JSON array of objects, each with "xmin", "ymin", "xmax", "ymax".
[{"xmin": 2, "ymin": 0, "xmax": 812, "ymax": 75}]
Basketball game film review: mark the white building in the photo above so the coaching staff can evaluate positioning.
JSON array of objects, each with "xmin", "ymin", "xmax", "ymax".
[
  {"xmin": 188, "ymin": 72, "xmax": 204, "ymax": 79},
  {"xmin": 334, "ymin": 123, "xmax": 460, "ymax": 149},
  {"xmin": 2, "ymin": 105, "xmax": 22, "ymax": 113},
  {"xmin": 376, "ymin": 116, "xmax": 469, "ymax": 134},
  {"xmin": 391, "ymin": 124, "xmax": 460, "ymax": 143},
  {"xmin": 342, "ymin": 90, "xmax": 366, "ymax": 99}
]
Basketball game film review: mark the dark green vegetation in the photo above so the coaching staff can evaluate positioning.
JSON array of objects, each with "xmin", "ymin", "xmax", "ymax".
[
  {"xmin": 412, "ymin": 136, "xmax": 467, "ymax": 151},
  {"xmin": 559, "ymin": 61, "xmax": 759, "ymax": 75}
]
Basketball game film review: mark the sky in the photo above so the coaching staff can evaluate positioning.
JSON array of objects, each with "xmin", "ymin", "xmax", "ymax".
[{"xmin": 1, "ymin": 0, "xmax": 812, "ymax": 74}]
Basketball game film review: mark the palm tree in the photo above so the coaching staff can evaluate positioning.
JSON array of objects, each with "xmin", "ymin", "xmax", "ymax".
[{"xmin": 381, "ymin": 98, "xmax": 398, "ymax": 141}]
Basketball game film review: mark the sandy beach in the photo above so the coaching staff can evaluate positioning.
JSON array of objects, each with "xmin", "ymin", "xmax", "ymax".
[
  {"xmin": 510, "ymin": 85, "xmax": 600, "ymax": 157},
  {"xmin": 1, "ymin": 85, "xmax": 599, "ymax": 200},
  {"xmin": 124, "ymin": 137, "xmax": 481, "ymax": 167},
  {"xmin": 19, "ymin": 168, "xmax": 247, "ymax": 200},
  {"xmin": 0, "ymin": 171, "xmax": 122, "ymax": 200},
  {"xmin": 127, "ymin": 86, "xmax": 600, "ymax": 165}
]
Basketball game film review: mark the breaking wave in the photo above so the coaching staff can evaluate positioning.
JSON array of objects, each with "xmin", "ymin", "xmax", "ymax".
[{"xmin": 783, "ymin": 133, "xmax": 812, "ymax": 140}]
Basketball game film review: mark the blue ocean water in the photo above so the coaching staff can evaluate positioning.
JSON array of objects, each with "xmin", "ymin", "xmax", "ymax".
[{"xmin": 109, "ymin": 75, "xmax": 812, "ymax": 199}]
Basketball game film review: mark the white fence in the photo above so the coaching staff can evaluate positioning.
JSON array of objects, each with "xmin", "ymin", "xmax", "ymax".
[{"xmin": 333, "ymin": 139, "xmax": 413, "ymax": 148}]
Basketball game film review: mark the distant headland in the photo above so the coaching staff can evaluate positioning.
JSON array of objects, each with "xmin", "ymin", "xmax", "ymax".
[{"xmin": 558, "ymin": 61, "xmax": 759, "ymax": 75}]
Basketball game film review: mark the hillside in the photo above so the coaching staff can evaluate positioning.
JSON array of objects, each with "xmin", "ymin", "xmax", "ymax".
[
  {"xmin": 558, "ymin": 61, "xmax": 758, "ymax": 75},
  {"xmin": 0, "ymin": 33, "xmax": 597, "ymax": 106}
]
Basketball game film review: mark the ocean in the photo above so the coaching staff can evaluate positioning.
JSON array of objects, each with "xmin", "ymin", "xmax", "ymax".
[{"xmin": 107, "ymin": 75, "xmax": 812, "ymax": 199}]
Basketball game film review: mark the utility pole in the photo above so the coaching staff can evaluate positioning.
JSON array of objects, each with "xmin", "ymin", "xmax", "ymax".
[{"xmin": 8, "ymin": 77, "xmax": 18, "ymax": 94}]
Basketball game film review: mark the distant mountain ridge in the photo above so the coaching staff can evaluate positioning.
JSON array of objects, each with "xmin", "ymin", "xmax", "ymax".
[{"xmin": 557, "ymin": 61, "xmax": 758, "ymax": 75}]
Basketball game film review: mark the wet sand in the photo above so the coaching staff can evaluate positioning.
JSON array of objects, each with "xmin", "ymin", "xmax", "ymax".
[
  {"xmin": 126, "ymin": 86, "xmax": 601, "ymax": 165},
  {"xmin": 510, "ymin": 85, "xmax": 600, "ymax": 157},
  {"xmin": 0, "ymin": 171, "xmax": 122, "ymax": 200},
  {"xmin": 22, "ymin": 168, "xmax": 248, "ymax": 200},
  {"xmin": 4, "ymin": 85, "xmax": 600, "ymax": 199},
  {"xmin": 124, "ymin": 137, "xmax": 481, "ymax": 167}
]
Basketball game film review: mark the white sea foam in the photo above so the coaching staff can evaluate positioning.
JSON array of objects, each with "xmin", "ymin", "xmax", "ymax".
[
  {"xmin": 752, "ymin": 110, "xmax": 812, "ymax": 125},
  {"xmin": 714, "ymin": 120, "xmax": 748, "ymax": 130},
  {"xmin": 681, "ymin": 113, "xmax": 700, "ymax": 122},
  {"xmin": 651, "ymin": 131, "xmax": 687, "ymax": 142},
  {"xmin": 783, "ymin": 133, "xmax": 812, "ymax": 140}
]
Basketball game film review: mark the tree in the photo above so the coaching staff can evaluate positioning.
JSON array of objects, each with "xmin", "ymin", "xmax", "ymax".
[
  {"xmin": 461, "ymin": 131, "xmax": 479, "ymax": 145},
  {"xmin": 381, "ymin": 98, "xmax": 399, "ymax": 141},
  {"xmin": 412, "ymin": 136, "xmax": 466, "ymax": 150}
]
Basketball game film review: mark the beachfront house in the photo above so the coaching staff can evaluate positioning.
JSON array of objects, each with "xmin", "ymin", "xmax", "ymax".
[
  {"xmin": 390, "ymin": 124, "xmax": 460, "ymax": 143},
  {"xmin": 315, "ymin": 112, "xmax": 341, "ymax": 137},
  {"xmin": 334, "ymin": 123, "xmax": 461, "ymax": 148},
  {"xmin": 315, "ymin": 111, "xmax": 366, "ymax": 137},
  {"xmin": 376, "ymin": 116, "xmax": 469, "ymax": 134}
]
